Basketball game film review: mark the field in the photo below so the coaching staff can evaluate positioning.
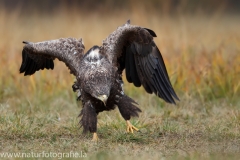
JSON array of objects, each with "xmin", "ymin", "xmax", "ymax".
[{"xmin": 0, "ymin": 4, "xmax": 240, "ymax": 160}]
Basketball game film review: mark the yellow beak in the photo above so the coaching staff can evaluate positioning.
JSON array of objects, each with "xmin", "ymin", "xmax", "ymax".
[{"xmin": 97, "ymin": 95, "xmax": 108, "ymax": 106}]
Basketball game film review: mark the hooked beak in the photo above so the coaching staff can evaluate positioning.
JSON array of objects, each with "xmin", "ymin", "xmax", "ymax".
[{"xmin": 97, "ymin": 95, "xmax": 108, "ymax": 106}]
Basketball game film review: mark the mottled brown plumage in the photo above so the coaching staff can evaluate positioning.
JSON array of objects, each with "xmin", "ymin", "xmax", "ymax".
[{"xmin": 19, "ymin": 20, "xmax": 179, "ymax": 140}]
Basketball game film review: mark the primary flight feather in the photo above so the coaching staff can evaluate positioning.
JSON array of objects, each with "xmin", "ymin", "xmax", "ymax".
[{"xmin": 19, "ymin": 20, "xmax": 179, "ymax": 141}]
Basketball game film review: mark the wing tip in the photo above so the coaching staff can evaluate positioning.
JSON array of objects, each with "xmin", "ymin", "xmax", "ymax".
[
  {"xmin": 168, "ymin": 94, "xmax": 180, "ymax": 105},
  {"xmin": 144, "ymin": 28, "xmax": 157, "ymax": 37},
  {"xmin": 23, "ymin": 41, "xmax": 33, "ymax": 44}
]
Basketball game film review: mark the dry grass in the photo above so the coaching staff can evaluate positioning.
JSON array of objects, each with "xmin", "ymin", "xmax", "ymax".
[{"xmin": 0, "ymin": 5, "xmax": 240, "ymax": 160}]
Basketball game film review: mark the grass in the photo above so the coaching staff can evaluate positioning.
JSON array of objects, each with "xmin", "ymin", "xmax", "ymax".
[{"xmin": 0, "ymin": 4, "xmax": 240, "ymax": 160}]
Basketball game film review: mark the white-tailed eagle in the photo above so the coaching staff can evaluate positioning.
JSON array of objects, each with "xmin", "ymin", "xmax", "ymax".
[{"xmin": 19, "ymin": 20, "xmax": 179, "ymax": 141}]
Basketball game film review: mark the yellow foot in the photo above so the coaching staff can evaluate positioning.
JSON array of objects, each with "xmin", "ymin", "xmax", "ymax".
[
  {"xmin": 126, "ymin": 120, "xmax": 139, "ymax": 133},
  {"xmin": 91, "ymin": 132, "xmax": 99, "ymax": 141}
]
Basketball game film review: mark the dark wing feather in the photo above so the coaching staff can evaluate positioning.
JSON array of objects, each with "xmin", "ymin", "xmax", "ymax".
[
  {"xmin": 125, "ymin": 46, "xmax": 141, "ymax": 87},
  {"xmin": 20, "ymin": 49, "xmax": 54, "ymax": 75},
  {"xmin": 144, "ymin": 28, "xmax": 157, "ymax": 37},
  {"xmin": 19, "ymin": 38, "xmax": 85, "ymax": 76},
  {"xmin": 102, "ymin": 21, "xmax": 179, "ymax": 104}
]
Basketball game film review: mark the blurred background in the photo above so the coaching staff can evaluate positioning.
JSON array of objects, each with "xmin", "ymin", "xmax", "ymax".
[
  {"xmin": 2, "ymin": 0, "xmax": 240, "ymax": 14},
  {"xmin": 0, "ymin": 0, "xmax": 240, "ymax": 106}
]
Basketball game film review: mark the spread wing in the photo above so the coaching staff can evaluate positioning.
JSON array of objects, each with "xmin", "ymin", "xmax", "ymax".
[
  {"xmin": 19, "ymin": 38, "xmax": 85, "ymax": 76},
  {"xmin": 102, "ymin": 20, "xmax": 179, "ymax": 104}
]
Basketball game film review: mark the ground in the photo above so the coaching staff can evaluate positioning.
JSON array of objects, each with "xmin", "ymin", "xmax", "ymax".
[{"xmin": 1, "ymin": 89, "xmax": 239, "ymax": 160}]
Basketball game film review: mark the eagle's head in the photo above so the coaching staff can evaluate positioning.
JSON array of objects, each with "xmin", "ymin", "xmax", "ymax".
[
  {"xmin": 83, "ymin": 46, "xmax": 112, "ymax": 106},
  {"xmin": 86, "ymin": 74, "xmax": 111, "ymax": 106}
]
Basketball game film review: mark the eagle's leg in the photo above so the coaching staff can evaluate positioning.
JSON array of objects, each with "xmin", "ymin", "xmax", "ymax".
[
  {"xmin": 126, "ymin": 120, "xmax": 139, "ymax": 133},
  {"xmin": 92, "ymin": 132, "xmax": 98, "ymax": 141},
  {"xmin": 79, "ymin": 101, "xmax": 98, "ymax": 141},
  {"xmin": 116, "ymin": 95, "xmax": 142, "ymax": 133}
]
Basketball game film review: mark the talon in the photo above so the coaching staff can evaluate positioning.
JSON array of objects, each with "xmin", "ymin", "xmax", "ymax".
[
  {"xmin": 126, "ymin": 120, "xmax": 139, "ymax": 133},
  {"xmin": 92, "ymin": 132, "xmax": 99, "ymax": 141}
]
